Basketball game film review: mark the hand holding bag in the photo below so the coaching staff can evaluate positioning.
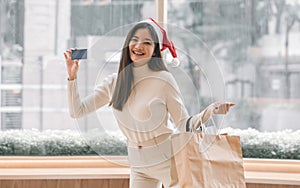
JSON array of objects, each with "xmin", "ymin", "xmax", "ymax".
[{"xmin": 170, "ymin": 125, "xmax": 246, "ymax": 188}]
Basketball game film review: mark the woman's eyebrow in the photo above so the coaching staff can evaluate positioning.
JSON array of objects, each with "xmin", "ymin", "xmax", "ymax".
[
  {"xmin": 144, "ymin": 38, "xmax": 153, "ymax": 41},
  {"xmin": 132, "ymin": 36, "xmax": 153, "ymax": 41}
]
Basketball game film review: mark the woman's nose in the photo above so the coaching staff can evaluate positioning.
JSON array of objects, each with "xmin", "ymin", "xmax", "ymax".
[{"xmin": 134, "ymin": 42, "xmax": 143, "ymax": 49}]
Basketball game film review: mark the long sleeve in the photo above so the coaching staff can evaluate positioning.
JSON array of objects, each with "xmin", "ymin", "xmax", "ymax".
[
  {"xmin": 189, "ymin": 104, "xmax": 215, "ymax": 131},
  {"xmin": 164, "ymin": 73, "xmax": 190, "ymax": 132},
  {"xmin": 67, "ymin": 73, "xmax": 117, "ymax": 118},
  {"xmin": 164, "ymin": 72, "xmax": 215, "ymax": 132}
]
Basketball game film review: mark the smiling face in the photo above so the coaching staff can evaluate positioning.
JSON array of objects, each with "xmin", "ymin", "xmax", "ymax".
[
  {"xmin": 111, "ymin": 23, "xmax": 167, "ymax": 110},
  {"xmin": 129, "ymin": 28, "xmax": 155, "ymax": 67}
]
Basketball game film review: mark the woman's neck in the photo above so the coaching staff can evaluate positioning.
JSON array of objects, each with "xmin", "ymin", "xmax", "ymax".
[
  {"xmin": 132, "ymin": 61, "xmax": 148, "ymax": 67},
  {"xmin": 132, "ymin": 62, "xmax": 151, "ymax": 79}
]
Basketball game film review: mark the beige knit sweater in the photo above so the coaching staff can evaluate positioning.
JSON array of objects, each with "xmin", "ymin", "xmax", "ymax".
[{"xmin": 68, "ymin": 63, "xmax": 213, "ymax": 144}]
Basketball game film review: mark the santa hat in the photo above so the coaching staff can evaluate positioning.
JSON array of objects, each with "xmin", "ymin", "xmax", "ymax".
[{"xmin": 140, "ymin": 17, "xmax": 180, "ymax": 67}]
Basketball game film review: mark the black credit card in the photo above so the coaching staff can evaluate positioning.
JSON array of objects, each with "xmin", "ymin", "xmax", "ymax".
[{"xmin": 71, "ymin": 49, "xmax": 87, "ymax": 60}]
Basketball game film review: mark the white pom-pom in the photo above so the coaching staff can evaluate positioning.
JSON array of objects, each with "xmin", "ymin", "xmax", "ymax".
[{"xmin": 171, "ymin": 58, "xmax": 180, "ymax": 67}]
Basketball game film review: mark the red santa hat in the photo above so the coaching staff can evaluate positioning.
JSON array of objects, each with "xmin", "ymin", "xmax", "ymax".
[{"xmin": 140, "ymin": 17, "xmax": 180, "ymax": 67}]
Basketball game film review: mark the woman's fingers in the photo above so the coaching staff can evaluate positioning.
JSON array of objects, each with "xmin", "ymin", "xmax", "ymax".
[
  {"xmin": 64, "ymin": 48, "xmax": 79, "ymax": 60},
  {"xmin": 63, "ymin": 52, "xmax": 69, "ymax": 60},
  {"xmin": 74, "ymin": 60, "xmax": 79, "ymax": 66},
  {"xmin": 64, "ymin": 48, "xmax": 79, "ymax": 80},
  {"xmin": 226, "ymin": 103, "xmax": 235, "ymax": 113},
  {"xmin": 66, "ymin": 48, "xmax": 80, "ymax": 61},
  {"xmin": 64, "ymin": 49, "xmax": 72, "ymax": 60},
  {"xmin": 67, "ymin": 49, "xmax": 72, "ymax": 59},
  {"xmin": 213, "ymin": 102, "xmax": 235, "ymax": 114}
]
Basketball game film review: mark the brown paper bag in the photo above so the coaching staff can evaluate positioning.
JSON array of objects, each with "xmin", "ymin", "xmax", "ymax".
[{"xmin": 170, "ymin": 132, "xmax": 246, "ymax": 188}]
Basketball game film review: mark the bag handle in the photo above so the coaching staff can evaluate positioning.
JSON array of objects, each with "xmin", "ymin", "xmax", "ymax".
[
  {"xmin": 191, "ymin": 115, "xmax": 223, "ymax": 153},
  {"xmin": 192, "ymin": 113, "xmax": 218, "ymax": 136},
  {"xmin": 188, "ymin": 103, "xmax": 220, "ymax": 135}
]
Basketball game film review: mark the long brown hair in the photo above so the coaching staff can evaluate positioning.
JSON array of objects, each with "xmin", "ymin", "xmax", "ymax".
[{"xmin": 110, "ymin": 22, "xmax": 168, "ymax": 111}]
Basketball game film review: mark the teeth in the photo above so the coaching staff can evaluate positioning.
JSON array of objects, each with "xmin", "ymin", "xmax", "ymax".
[{"xmin": 133, "ymin": 51, "xmax": 144, "ymax": 55}]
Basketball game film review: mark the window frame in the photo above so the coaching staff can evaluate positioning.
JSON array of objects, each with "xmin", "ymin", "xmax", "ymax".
[
  {"xmin": 0, "ymin": 2, "xmax": 299, "ymax": 187},
  {"xmin": 0, "ymin": 156, "xmax": 299, "ymax": 186}
]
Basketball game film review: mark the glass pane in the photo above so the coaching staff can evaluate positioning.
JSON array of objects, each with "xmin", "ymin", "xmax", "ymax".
[
  {"xmin": 168, "ymin": 0, "xmax": 300, "ymax": 132},
  {"xmin": 1, "ymin": 113, "xmax": 22, "ymax": 130},
  {"xmin": 0, "ymin": 0, "xmax": 155, "ymax": 156}
]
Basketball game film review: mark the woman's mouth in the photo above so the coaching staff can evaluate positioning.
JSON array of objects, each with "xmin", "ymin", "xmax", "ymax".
[{"xmin": 132, "ymin": 50, "xmax": 145, "ymax": 56}]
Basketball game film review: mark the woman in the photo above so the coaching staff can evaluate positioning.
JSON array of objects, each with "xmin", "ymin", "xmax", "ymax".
[{"xmin": 64, "ymin": 18, "xmax": 234, "ymax": 188}]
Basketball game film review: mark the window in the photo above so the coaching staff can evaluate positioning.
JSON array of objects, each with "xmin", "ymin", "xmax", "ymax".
[
  {"xmin": 0, "ymin": 0, "xmax": 155, "ymax": 156},
  {"xmin": 0, "ymin": 0, "xmax": 155, "ymax": 132},
  {"xmin": 0, "ymin": 0, "xmax": 299, "ymax": 157},
  {"xmin": 167, "ymin": 0, "xmax": 300, "ymax": 132}
]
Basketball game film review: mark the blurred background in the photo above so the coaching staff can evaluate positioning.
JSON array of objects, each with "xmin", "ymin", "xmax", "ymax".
[{"xmin": 0, "ymin": 0, "xmax": 299, "ymax": 136}]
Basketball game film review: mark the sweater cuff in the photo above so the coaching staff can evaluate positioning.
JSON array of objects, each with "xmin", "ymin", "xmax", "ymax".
[
  {"xmin": 185, "ymin": 116, "xmax": 193, "ymax": 132},
  {"xmin": 67, "ymin": 76, "xmax": 77, "ymax": 81}
]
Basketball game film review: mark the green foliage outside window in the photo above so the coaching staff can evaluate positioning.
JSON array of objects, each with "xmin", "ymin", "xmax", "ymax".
[{"xmin": 0, "ymin": 128, "xmax": 299, "ymax": 159}]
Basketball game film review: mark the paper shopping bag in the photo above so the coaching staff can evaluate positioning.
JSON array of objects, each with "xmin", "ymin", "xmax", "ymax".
[{"xmin": 170, "ymin": 132, "xmax": 246, "ymax": 188}]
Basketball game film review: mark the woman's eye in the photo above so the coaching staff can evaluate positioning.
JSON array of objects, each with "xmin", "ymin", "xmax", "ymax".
[
  {"xmin": 130, "ymin": 38, "xmax": 138, "ymax": 42},
  {"xmin": 144, "ymin": 42, "xmax": 152, "ymax": 45}
]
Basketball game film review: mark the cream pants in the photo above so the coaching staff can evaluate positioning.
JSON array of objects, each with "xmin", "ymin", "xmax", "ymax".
[
  {"xmin": 127, "ymin": 136, "xmax": 179, "ymax": 188},
  {"xmin": 130, "ymin": 158, "xmax": 172, "ymax": 188}
]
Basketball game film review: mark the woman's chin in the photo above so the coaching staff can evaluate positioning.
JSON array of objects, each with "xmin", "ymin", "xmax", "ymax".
[{"xmin": 132, "ymin": 58, "xmax": 150, "ymax": 66}]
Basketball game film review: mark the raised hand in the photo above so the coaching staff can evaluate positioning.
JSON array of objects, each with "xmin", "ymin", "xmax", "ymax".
[
  {"xmin": 64, "ymin": 48, "xmax": 79, "ymax": 80},
  {"xmin": 213, "ymin": 102, "xmax": 235, "ymax": 115},
  {"xmin": 188, "ymin": 102, "xmax": 235, "ymax": 131}
]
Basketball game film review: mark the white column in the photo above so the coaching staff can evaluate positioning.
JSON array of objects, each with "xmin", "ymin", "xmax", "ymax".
[
  {"xmin": 156, "ymin": 0, "xmax": 167, "ymax": 25},
  {"xmin": 0, "ymin": 56, "xmax": 2, "ymax": 128}
]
